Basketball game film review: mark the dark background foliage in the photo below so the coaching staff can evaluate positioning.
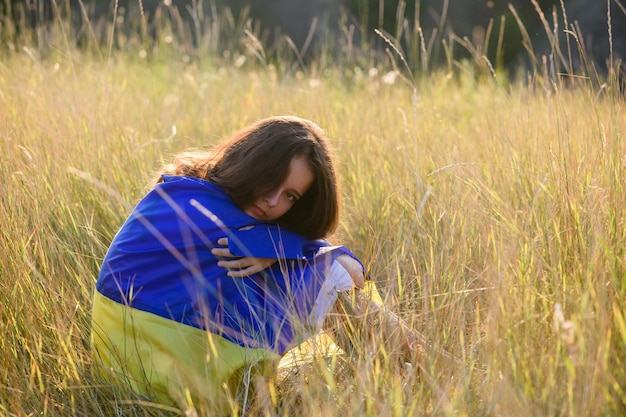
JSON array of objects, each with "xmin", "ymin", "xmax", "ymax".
[{"xmin": 2, "ymin": 0, "xmax": 625, "ymax": 75}]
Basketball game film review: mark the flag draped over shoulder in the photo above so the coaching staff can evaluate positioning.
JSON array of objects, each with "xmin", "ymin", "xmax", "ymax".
[
  {"xmin": 92, "ymin": 175, "xmax": 363, "ymax": 411},
  {"xmin": 95, "ymin": 175, "xmax": 361, "ymax": 354}
]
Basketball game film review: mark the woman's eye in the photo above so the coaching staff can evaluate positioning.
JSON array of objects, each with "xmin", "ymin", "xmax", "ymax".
[{"xmin": 286, "ymin": 193, "xmax": 297, "ymax": 202}]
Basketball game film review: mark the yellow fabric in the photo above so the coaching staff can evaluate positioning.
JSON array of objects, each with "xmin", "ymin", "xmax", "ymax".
[
  {"xmin": 91, "ymin": 281, "xmax": 384, "ymax": 413},
  {"xmin": 91, "ymin": 291, "xmax": 280, "ymax": 414},
  {"xmin": 363, "ymin": 280, "xmax": 384, "ymax": 305}
]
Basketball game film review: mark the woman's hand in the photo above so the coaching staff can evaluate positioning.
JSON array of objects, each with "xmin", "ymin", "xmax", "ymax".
[
  {"xmin": 336, "ymin": 254, "xmax": 365, "ymax": 289},
  {"xmin": 211, "ymin": 238, "xmax": 277, "ymax": 278}
]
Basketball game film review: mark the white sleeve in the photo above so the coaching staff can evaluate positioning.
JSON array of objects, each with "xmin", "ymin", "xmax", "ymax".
[{"xmin": 309, "ymin": 260, "xmax": 356, "ymax": 331}]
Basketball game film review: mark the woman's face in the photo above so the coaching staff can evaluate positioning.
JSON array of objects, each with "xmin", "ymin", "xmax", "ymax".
[{"xmin": 245, "ymin": 154, "xmax": 314, "ymax": 221}]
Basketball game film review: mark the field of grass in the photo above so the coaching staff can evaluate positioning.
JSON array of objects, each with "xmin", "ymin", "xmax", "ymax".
[{"xmin": 1, "ymin": 5, "xmax": 626, "ymax": 416}]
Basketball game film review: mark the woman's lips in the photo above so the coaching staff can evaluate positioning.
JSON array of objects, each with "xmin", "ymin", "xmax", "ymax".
[{"xmin": 251, "ymin": 205, "xmax": 266, "ymax": 218}]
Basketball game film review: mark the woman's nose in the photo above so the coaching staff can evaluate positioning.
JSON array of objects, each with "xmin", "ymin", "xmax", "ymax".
[{"xmin": 265, "ymin": 190, "xmax": 281, "ymax": 207}]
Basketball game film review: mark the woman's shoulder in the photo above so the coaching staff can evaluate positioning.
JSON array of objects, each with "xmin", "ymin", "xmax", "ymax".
[
  {"xmin": 157, "ymin": 174, "xmax": 227, "ymax": 196},
  {"xmin": 160, "ymin": 174, "xmax": 214, "ymax": 188},
  {"xmin": 154, "ymin": 175, "xmax": 253, "ymax": 224}
]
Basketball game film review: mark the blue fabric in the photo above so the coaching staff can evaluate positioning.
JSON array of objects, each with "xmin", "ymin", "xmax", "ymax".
[{"xmin": 96, "ymin": 175, "xmax": 362, "ymax": 354}]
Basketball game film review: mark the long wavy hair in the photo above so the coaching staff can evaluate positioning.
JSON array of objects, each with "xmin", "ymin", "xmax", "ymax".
[{"xmin": 157, "ymin": 116, "xmax": 340, "ymax": 239}]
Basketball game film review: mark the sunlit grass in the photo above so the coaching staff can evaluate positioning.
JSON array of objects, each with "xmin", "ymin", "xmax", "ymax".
[{"xmin": 2, "ymin": 10, "xmax": 626, "ymax": 416}]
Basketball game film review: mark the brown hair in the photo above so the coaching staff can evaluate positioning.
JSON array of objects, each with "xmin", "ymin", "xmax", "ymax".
[{"xmin": 158, "ymin": 116, "xmax": 340, "ymax": 239}]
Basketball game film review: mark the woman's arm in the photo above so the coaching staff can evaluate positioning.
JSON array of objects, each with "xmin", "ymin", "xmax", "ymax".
[
  {"xmin": 210, "ymin": 225, "xmax": 317, "ymax": 278},
  {"xmin": 212, "ymin": 228, "xmax": 365, "ymax": 279}
]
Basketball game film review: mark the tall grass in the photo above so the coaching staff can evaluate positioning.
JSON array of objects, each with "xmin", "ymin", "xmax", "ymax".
[{"xmin": 1, "ymin": 2, "xmax": 625, "ymax": 416}]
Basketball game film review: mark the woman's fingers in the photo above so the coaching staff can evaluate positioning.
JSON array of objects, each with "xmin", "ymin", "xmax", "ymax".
[
  {"xmin": 226, "ymin": 264, "xmax": 263, "ymax": 278},
  {"xmin": 217, "ymin": 258, "xmax": 251, "ymax": 269},
  {"xmin": 212, "ymin": 237, "xmax": 276, "ymax": 277},
  {"xmin": 211, "ymin": 237, "xmax": 232, "ymax": 258},
  {"xmin": 216, "ymin": 257, "xmax": 277, "ymax": 278},
  {"xmin": 211, "ymin": 247, "xmax": 234, "ymax": 257}
]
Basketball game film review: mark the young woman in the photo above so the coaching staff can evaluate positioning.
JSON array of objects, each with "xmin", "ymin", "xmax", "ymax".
[{"xmin": 91, "ymin": 116, "xmax": 425, "ymax": 414}]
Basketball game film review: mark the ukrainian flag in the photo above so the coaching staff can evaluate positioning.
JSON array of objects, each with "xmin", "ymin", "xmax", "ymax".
[{"xmin": 91, "ymin": 175, "xmax": 362, "ymax": 413}]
